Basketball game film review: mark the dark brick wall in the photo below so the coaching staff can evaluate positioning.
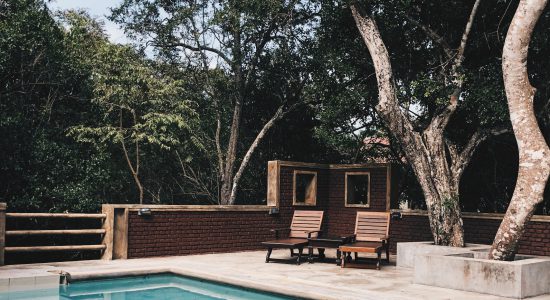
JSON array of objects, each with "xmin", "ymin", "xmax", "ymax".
[
  {"xmin": 278, "ymin": 165, "xmax": 390, "ymax": 236},
  {"xmin": 128, "ymin": 210, "xmax": 287, "ymax": 258},
  {"xmin": 128, "ymin": 162, "xmax": 392, "ymax": 258},
  {"xmin": 278, "ymin": 166, "xmax": 328, "ymax": 217},
  {"xmin": 388, "ymin": 214, "xmax": 550, "ymax": 256},
  {"xmin": 127, "ymin": 163, "xmax": 392, "ymax": 258},
  {"xmin": 126, "ymin": 161, "xmax": 550, "ymax": 259},
  {"xmin": 388, "ymin": 214, "xmax": 432, "ymax": 253},
  {"xmin": 325, "ymin": 167, "xmax": 389, "ymax": 236}
]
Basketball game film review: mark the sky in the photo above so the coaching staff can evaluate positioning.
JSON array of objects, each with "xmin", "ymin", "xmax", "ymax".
[{"xmin": 47, "ymin": 0, "xmax": 128, "ymax": 44}]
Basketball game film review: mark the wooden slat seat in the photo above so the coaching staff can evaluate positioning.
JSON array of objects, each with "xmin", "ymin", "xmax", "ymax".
[
  {"xmin": 339, "ymin": 241, "xmax": 383, "ymax": 253},
  {"xmin": 262, "ymin": 210, "xmax": 324, "ymax": 265},
  {"xmin": 339, "ymin": 211, "xmax": 390, "ymax": 270},
  {"xmin": 261, "ymin": 238, "xmax": 309, "ymax": 247}
]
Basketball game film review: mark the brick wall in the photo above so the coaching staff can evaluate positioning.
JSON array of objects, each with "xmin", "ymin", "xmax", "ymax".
[
  {"xmin": 124, "ymin": 161, "xmax": 550, "ymax": 259},
  {"xmin": 325, "ymin": 167, "xmax": 389, "ymax": 236},
  {"xmin": 278, "ymin": 164, "xmax": 392, "ymax": 237},
  {"xmin": 127, "ymin": 210, "xmax": 288, "ymax": 258},
  {"xmin": 126, "ymin": 162, "xmax": 393, "ymax": 258},
  {"xmin": 388, "ymin": 213, "xmax": 550, "ymax": 256}
]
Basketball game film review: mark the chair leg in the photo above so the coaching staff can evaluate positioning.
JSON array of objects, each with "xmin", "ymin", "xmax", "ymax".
[
  {"xmin": 336, "ymin": 249, "xmax": 342, "ymax": 266},
  {"xmin": 308, "ymin": 246, "xmax": 314, "ymax": 263},
  {"xmin": 318, "ymin": 248, "xmax": 326, "ymax": 259},
  {"xmin": 265, "ymin": 248, "xmax": 272, "ymax": 263},
  {"xmin": 376, "ymin": 250, "xmax": 381, "ymax": 270},
  {"xmin": 386, "ymin": 245, "xmax": 390, "ymax": 263},
  {"xmin": 296, "ymin": 248, "xmax": 303, "ymax": 265},
  {"xmin": 289, "ymin": 249, "xmax": 294, "ymax": 257},
  {"xmin": 341, "ymin": 251, "xmax": 346, "ymax": 268},
  {"xmin": 354, "ymin": 252, "xmax": 358, "ymax": 262}
]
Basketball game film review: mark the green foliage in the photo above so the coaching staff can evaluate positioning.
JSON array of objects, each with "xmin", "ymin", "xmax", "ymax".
[
  {"xmin": 68, "ymin": 42, "xmax": 200, "ymax": 153},
  {"xmin": 1, "ymin": 0, "xmax": 548, "ymax": 212},
  {"xmin": 0, "ymin": 1, "xmax": 122, "ymax": 212}
]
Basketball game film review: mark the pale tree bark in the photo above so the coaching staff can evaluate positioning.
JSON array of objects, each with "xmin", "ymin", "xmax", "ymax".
[
  {"xmin": 216, "ymin": 1, "xmax": 302, "ymax": 205},
  {"xmin": 119, "ymin": 109, "xmax": 144, "ymax": 204},
  {"xmin": 219, "ymin": 7, "xmax": 248, "ymax": 205},
  {"xmin": 489, "ymin": 0, "xmax": 550, "ymax": 261},
  {"xmin": 351, "ymin": 0, "xmax": 482, "ymax": 246},
  {"xmin": 228, "ymin": 98, "xmax": 310, "ymax": 202}
]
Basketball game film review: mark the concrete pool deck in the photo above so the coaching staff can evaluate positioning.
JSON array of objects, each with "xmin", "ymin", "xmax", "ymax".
[{"xmin": 1, "ymin": 250, "xmax": 550, "ymax": 300}]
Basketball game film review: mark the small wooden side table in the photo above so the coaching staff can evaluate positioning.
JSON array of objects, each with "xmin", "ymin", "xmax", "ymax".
[
  {"xmin": 339, "ymin": 241, "xmax": 387, "ymax": 270},
  {"xmin": 307, "ymin": 235, "xmax": 353, "ymax": 265}
]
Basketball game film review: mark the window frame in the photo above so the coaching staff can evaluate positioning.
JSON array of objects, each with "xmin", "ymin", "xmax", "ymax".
[
  {"xmin": 345, "ymin": 171, "xmax": 371, "ymax": 208},
  {"xmin": 292, "ymin": 170, "xmax": 318, "ymax": 206}
]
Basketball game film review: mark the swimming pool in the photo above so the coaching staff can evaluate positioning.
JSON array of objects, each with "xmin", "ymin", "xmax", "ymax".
[{"xmin": 1, "ymin": 274, "xmax": 299, "ymax": 300}]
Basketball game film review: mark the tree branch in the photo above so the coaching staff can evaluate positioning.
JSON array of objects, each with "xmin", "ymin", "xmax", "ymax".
[
  {"xmin": 426, "ymin": 0, "xmax": 482, "ymax": 134},
  {"xmin": 350, "ymin": 4, "xmax": 424, "ymax": 161},
  {"xmin": 243, "ymin": 1, "xmax": 299, "ymax": 92},
  {"xmin": 451, "ymin": 126, "xmax": 511, "ymax": 181},
  {"xmin": 404, "ymin": 14, "xmax": 453, "ymax": 59},
  {"xmin": 228, "ymin": 97, "xmax": 312, "ymax": 202},
  {"xmin": 152, "ymin": 42, "xmax": 231, "ymax": 65}
]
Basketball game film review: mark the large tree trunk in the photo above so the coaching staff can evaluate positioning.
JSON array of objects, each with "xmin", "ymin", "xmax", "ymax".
[
  {"xmin": 350, "ymin": 4, "xmax": 475, "ymax": 246},
  {"xmin": 489, "ymin": 0, "xmax": 550, "ymax": 261},
  {"xmin": 219, "ymin": 95, "xmax": 242, "ymax": 205}
]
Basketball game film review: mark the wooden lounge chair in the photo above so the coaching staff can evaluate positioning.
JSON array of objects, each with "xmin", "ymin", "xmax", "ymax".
[
  {"xmin": 261, "ymin": 210, "xmax": 324, "ymax": 265},
  {"xmin": 339, "ymin": 211, "xmax": 390, "ymax": 270}
]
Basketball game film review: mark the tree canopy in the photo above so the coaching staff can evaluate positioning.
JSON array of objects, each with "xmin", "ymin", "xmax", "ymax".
[{"xmin": 0, "ymin": 0, "xmax": 548, "ymax": 215}]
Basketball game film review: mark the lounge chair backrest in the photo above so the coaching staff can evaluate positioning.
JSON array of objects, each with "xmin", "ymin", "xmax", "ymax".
[
  {"xmin": 355, "ymin": 211, "xmax": 390, "ymax": 242},
  {"xmin": 289, "ymin": 210, "xmax": 324, "ymax": 238}
]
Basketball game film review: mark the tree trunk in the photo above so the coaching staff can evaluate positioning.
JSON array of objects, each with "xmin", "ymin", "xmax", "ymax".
[
  {"xmin": 351, "ymin": 5, "xmax": 466, "ymax": 246},
  {"xmin": 219, "ymin": 4, "xmax": 244, "ymax": 205},
  {"xmin": 489, "ymin": 0, "xmax": 550, "ymax": 261}
]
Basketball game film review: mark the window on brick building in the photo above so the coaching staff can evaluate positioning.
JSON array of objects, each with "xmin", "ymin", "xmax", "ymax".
[
  {"xmin": 345, "ymin": 172, "xmax": 371, "ymax": 207},
  {"xmin": 293, "ymin": 170, "xmax": 317, "ymax": 206}
]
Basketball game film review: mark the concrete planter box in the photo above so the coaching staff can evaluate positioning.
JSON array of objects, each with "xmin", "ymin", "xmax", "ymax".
[
  {"xmin": 396, "ymin": 241, "xmax": 490, "ymax": 269},
  {"xmin": 398, "ymin": 242, "xmax": 550, "ymax": 299}
]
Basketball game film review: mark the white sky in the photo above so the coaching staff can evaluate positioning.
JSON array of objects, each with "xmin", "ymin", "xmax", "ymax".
[{"xmin": 47, "ymin": 0, "xmax": 128, "ymax": 44}]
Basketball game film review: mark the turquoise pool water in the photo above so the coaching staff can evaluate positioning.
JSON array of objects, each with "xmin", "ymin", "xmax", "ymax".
[{"xmin": 1, "ymin": 274, "xmax": 298, "ymax": 300}]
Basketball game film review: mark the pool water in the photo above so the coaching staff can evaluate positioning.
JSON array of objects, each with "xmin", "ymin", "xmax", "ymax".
[{"xmin": 1, "ymin": 274, "xmax": 297, "ymax": 300}]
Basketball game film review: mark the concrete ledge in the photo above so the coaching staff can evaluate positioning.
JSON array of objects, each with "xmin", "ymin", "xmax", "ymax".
[
  {"xmin": 0, "ymin": 273, "xmax": 59, "ymax": 293},
  {"xmin": 398, "ymin": 242, "xmax": 550, "ymax": 298},
  {"xmin": 102, "ymin": 204, "xmax": 271, "ymax": 212},
  {"xmin": 396, "ymin": 241, "xmax": 489, "ymax": 269},
  {"xmin": 277, "ymin": 160, "xmax": 390, "ymax": 169},
  {"xmin": 391, "ymin": 209, "xmax": 550, "ymax": 223},
  {"xmin": 415, "ymin": 252, "xmax": 550, "ymax": 298}
]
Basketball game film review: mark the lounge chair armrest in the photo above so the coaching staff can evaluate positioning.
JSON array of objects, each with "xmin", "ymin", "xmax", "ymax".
[
  {"xmin": 306, "ymin": 230, "xmax": 322, "ymax": 239},
  {"xmin": 270, "ymin": 228, "xmax": 290, "ymax": 239},
  {"xmin": 380, "ymin": 236, "xmax": 389, "ymax": 243}
]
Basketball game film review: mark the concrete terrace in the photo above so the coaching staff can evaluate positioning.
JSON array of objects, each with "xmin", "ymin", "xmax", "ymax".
[{"xmin": 3, "ymin": 250, "xmax": 550, "ymax": 300}]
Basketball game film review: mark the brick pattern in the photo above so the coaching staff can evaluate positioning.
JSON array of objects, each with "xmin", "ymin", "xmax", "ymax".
[
  {"xmin": 325, "ymin": 168, "xmax": 388, "ymax": 237},
  {"xmin": 388, "ymin": 215, "xmax": 432, "ymax": 253},
  {"xmin": 388, "ymin": 215, "xmax": 550, "ymax": 256},
  {"xmin": 128, "ymin": 211, "xmax": 286, "ymax": 258},
  {"xmin": 278, "ymin": 166, "xmax": 389, "ymax": 236},
  {"xmin": 127, "ymin": 164, "xmax": 391, "ymax": 258},
  {"xmin": 126, "ymin": 162, "xmax": 550, "ymax": 259}
]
